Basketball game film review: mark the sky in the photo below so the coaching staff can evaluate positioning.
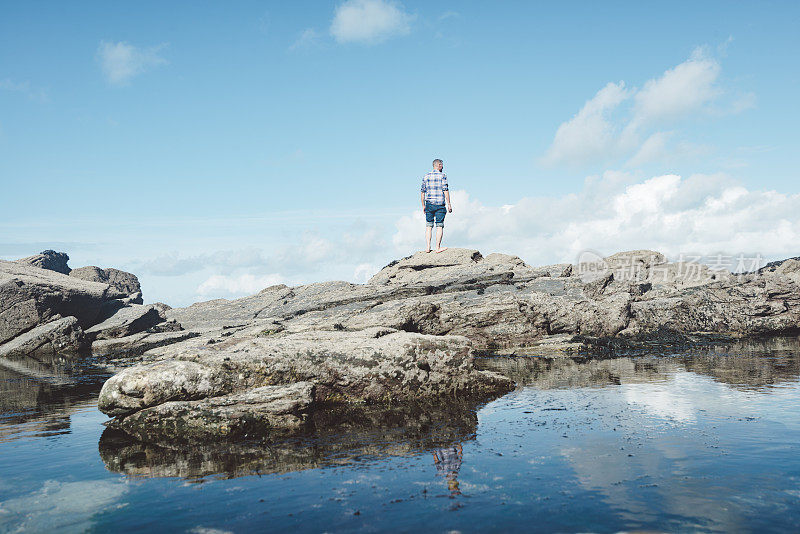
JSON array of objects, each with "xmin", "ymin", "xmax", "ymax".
[{"xmin": 1, "ymin": 1, "xmax": 799, "ymax": 306}]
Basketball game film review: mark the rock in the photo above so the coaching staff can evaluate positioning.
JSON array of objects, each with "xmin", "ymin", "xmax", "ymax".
[
  {"xmin": 15, "ymin": 250, "xmax": 71, "ymax": 275},
  {"xmin": 0, "ymin": 259, "xmax": 121, "ymax": 343},
  {"xmin": 69, "ymin": 266, "xmax": 142, "ymax": 300},
  {"xmin": 98, "ymin": 328, "xmax": 514, "ymax": 440},
  {"xmin": 367, "ymin": 249, "xmax": 540, "ymax": 286},
  {"xmin": 152, "ymin": 302, "xmax": 172, "ymax": 314},
  {"xmin": 99, "ymin": 359, "xmax": 228, "ymax": 416},
  {"xmin": 91, "ymin": 331, "xmax": 198, "ymax": 358},
  {"xmin": 0, "ymin": 316, "xmax": 83, "ymax": 357},
  {"xmin": 98, "ymin": 246, "xmax": 800, "ymax": 444},
  {"xmin": 108, "ymin": 382, "xmax": 315, "ymax": 442},
  {"xmin": 84, "ymin": 304, "xmax": 163, "ymax": 341}
]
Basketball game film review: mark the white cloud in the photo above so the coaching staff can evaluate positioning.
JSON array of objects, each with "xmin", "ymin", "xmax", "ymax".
[
  {"xmin": 543, "ymin": 47, "xmax": 742, "ymax": 169},
  {"xmin": 330, "ymin": 0, "xmax": 414, "ymax": 44},
  {"xmin": 290, "ymin": 28, "xmax": 322, "ymax": 50},
  {"xmin": 0, "ymin": 79, "xmax": 48, "ymax": 102},
  {"xmin": 197, "ymin": 273, "xmax": 286, "ymax": 297},
  {"xmin": 632, "ymin": 47, "xmax": 721, "ymax": 125},
  {"xmin": 353, "ymin": 262, "xmax": 381, "ymax": 283},
  {"xmin": 542, "ymin": 81, "xmax": 631, "ymax": 166},
  {"xmin": 392, "ymin": 177, "xmax": 800, "ymax": 268},
  {"xmin": 97, "ymin": 41, "xmax": 167, "ymax": 86}
]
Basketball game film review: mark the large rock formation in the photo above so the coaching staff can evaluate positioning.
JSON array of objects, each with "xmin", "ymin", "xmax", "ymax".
[
  {"xmin": 96, "ymin": 247, "xmax": 800, "ymax": 445},
  {"xmin": 7, "ymin": 246, "xmax": 798, "ymax": 444},
  {"xmin": 0, "ymin": 252, "xmax": 176, "ymax": 359},
  {"xmin": 69, "ymin": 266, "xmax": 142, "ymax": 302}
]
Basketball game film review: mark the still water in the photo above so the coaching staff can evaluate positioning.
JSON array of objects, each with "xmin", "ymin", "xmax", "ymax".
[{"xmin": 1, "ymin": 338, "xmax": 800, "ymax": 533}]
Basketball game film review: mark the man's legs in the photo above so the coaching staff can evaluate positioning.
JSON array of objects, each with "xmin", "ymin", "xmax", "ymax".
[
  {"xmin": 434, "ymin": 206, "xmax": 447, "ymax": 253},
  {"xmin": 435, "ymin": 226, "xmax": 444, "ymax": 252},
  {"xmin": 424, "ymin": 202, "xmax": 434, "ymax": 252}
]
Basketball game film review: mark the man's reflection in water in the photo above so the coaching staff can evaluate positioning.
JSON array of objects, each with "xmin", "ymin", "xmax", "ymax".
[{"xmin": 432, "ymin": 443, "xmax": 463, "ymax": 496}]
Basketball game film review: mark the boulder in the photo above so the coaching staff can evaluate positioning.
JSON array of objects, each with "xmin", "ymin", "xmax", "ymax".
[
  {"xmin": 108, "ymin": 382, "xmax": 315, "ymax": 442},
  {"xmin": 367, "ymin": 249, "xmax": 541, "ymax": 286},
  {"xmin": 84, "ymin": 304, "xmax": 164, "ymax": 341},
  {"xmin": 69, "ymin": 266, "xmax": 142, "ymax": 300},
  {"xmin": 98, "ymin": 328, "xmax": 514, "ymax": 441},
  {"xmin": 15, "ymin": 250, "xmax": 71, "ymax": 275},
  {"xmin": 0, "ymin": 259, "xmax": 121, "ymax": 343},
  {"xmin": 0, "ymin": 316, "xmax": 83, "ymax": 357},
  {"xmin": 99, "ymin": 359, "xmax": 227, "ymax": 417}
]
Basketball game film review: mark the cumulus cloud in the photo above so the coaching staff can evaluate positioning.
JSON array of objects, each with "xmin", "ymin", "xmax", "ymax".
[
  {"xmin": 135, "ymin": 248, "xmax": 268, "ymax": 276},
  {"xmin": 197, "ymin": 273, "xmax": 286, "ymax": 297},
  {"xmin": 330, "ymin": 0, "xmax": 414, "ymax": 44},
  {"xmin": 543, "ymin": 47, "xmax": 742, "ymax": 168},
  {"xmin": 632, "ymin": 47, "xmax": 721, "ymax": 125},
  {"xmin": 392, "ymin": 176, "xmax": 800, "ymax": 269},
  {"xmin": 97, "ymin": 41, "xmax": 167, "ymax": 86},
  {"xmin": 353, "ymin": 262, "xmax": 381, "ymax": 283},
  {"xmin": 543, "ymin": 81, "xmax": 632, "ymax": 166}
]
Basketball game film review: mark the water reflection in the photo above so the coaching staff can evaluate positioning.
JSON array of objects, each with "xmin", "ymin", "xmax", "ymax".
[
  {"xmin": 3, "ymin": 337, "xmax": 800, "ymax": 531},
  {"xmin": 432, "ymin": 443, "xmax": 463, "ymax": 496},
  {"xmin": 99, "ymin": 399, "xmax": 485, "ymax": 480},
  {"xmin": 476, "ymin": 336, "xmax": 800, "ymax": 391},
  {"xmin": 98, "ymin": 337, "xmax": 800, "ymax": 482},
  {"xmin": 0, "ymin": 353, "xmax": 111, "ymax": 442}
]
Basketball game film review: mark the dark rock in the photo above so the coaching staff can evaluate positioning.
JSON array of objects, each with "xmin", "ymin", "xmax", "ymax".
[
  {"xmin": 0, "ymin": 259, "xmax": 119, "ymax": 343},
  {"xmin": 69, "ymin": 266, "xmax": 141, "ymax": 299},
  {"xmin": 15, "ymin": 250, "xmax": 71, "ymax": 275},
  {"xmin": 84, "ymin": 304, "xmax": 163, "ymax": 341},
  {"xmin": 0, "ymin": 316, "xmax": 84, "ymax": 357}
]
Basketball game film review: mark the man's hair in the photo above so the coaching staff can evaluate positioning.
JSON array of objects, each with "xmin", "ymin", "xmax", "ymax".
[{"xmin": 432, "ymin": 158, "xmax": 443, "ymax": 166}]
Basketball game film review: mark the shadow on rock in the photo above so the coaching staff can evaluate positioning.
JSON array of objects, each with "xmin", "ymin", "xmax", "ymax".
[{"xmin": 98, "ymin": 397, "xmax": 487, "ymax": 480}]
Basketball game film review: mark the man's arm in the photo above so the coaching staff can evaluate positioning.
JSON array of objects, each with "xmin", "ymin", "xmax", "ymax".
[
  {"xmin": 442, "ymin": 175, "xmax": 452, "ymax": 212},
  {"xmin": 421, "ymin": 191, "xmax": 426, "ymax": 211}
]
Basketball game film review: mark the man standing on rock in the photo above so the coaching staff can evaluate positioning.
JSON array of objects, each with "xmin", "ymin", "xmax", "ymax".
[{"xmin": 421, "ymin": 158, "xmax": 453, "ymax": 253}]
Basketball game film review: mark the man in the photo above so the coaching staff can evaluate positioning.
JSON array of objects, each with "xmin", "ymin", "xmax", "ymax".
[{"xmin": 420, "ymin": 158, "xmax": 453, "ymax": 253}]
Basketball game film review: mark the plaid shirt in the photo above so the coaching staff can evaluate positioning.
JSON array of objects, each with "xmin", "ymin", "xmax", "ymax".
[{"xmin": 421, "ymin": 171, "xmax": 449, "ymax": 205}]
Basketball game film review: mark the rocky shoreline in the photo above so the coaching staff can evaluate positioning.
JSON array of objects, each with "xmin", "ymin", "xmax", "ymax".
[{"xmin": 4, "ymin": 247, "xmax": 800, "ymax": 445}]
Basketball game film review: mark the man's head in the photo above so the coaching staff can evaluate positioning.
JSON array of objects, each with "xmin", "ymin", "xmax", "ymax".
[{"xmin": 432, "ymin": 159, "xmax": 443, "ymax": 171}]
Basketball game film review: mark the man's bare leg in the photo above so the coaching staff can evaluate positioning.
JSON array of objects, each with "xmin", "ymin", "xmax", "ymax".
[
  {"xmin": 424, "ymin": 226, "xmax": 432, "ymax": 253},
  {"xmin": 435, "ymin": 227, "xmax": 447, "ymax": 253}
]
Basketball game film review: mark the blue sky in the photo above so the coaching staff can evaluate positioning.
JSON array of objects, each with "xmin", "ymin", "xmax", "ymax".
[{"xmin": 2, "ymin": 1, "xmax": 799, "ymax": 305}]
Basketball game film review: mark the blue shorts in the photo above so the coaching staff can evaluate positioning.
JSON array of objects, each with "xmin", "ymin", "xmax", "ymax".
[{"xmin": 425, "ymin": 201, "xmax": 446, "ymax": 228}]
